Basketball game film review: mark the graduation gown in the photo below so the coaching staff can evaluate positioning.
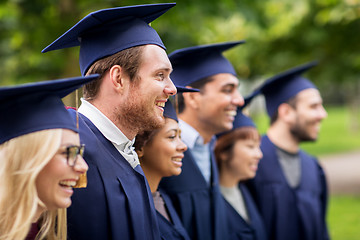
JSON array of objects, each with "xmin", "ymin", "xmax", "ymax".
[
  {"xmin": 157, "ymin": 190, "xmax": 191, "ymax": 240},
  {"xmin": 159, "ymin": 138, "xmax": 228, "ymax": 240},
  {"xmin": 247, "ymin": 135, "xmax": 329, "ymax": 240},
  {"xmin": 224, "ymin": 184, "xmax": 267, "ymax": 240},
  {"xmin": 66, "ymin": 109, "xmax": 160, "ymax": 240}
]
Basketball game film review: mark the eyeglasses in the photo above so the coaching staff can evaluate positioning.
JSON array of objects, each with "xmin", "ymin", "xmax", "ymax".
[{"xmin": 63, "ymin": 144, "xmax": 85, "ymax": 167}]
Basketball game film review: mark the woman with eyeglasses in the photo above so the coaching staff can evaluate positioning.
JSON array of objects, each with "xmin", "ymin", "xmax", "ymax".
[
  {"xmin": 214, "ymin": 108, "xmax": 267, "ymax": 240},
  {"xmin": 0, "ymin": 75, "xmax": 96, "ymax": 240},
  {"xmin": 134, "ymin": 100, "xmax": 191, "ymax": 240}
]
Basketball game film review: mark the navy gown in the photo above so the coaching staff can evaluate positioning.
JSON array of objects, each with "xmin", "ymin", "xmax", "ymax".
[
  {"xmin": 247, "ymin": 135, "xmax": 330, "ymax": 240},
  {"xmin": 224, "ymin": 184, "xmax": 267, "ymax": 240},
  {"xmin": 66, "ymin": 109, "xmax": 160, "ymax": 240},
  {"xmin": 160, "ymin": 138, "xmax": 228, "ymax": 240},
  {"xmin": 157, "ymin": 190, "xmax": 191, "ymax": 240}
]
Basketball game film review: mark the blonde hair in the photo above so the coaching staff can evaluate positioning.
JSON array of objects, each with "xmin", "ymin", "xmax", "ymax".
[{"xmin": 0, "ymin": 129, "xmax": 67, "ymax": 240}]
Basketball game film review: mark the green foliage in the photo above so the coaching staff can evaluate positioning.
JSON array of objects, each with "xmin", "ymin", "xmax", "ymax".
[
  {"xmin": 252, "ymin": 106, "xmax": 360, "ymax": 156},
  {"xmin": 328, "ymin": 195, "xmax": 360, "ymax": 240},
  {"xmin": 0, "ymin": 0, "xmax": 359, "ymax": 105}
]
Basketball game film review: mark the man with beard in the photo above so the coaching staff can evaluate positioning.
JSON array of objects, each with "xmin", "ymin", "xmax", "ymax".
[
  {"xmin": 41, "ymin": 4, "xmax": 177, "ymax": 240},
  {"xmin": 246, "ymin": 61, "xmax": 330, "ymax": 240},
  {"xmin": 160, "ymin": 41, "xmax": 245, "ymax": 240}
]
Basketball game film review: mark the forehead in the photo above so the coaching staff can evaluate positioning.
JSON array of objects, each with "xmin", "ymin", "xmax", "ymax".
[
  {"xmin": 204, "ymin": 73, "xmax": 239, "ymax": 90},
  {"xmin": 296, "ymin": 88, "xmax": 322, "ymax": 104},
  {"xmin": 61, "ymin": 129, "xmax": 80, "ymax": 145},
  {"xmin": 163, "ymin": 118, "xmax": 179, "ymax": 130},
  {"xmin": 140, "ymin": 44, "xmax": 172, "ymax": 70}
]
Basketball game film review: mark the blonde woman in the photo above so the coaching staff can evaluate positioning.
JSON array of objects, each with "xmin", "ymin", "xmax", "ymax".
[{"xmin": 0, "ymin": 75, "xmax": 97, "ymax": 240}]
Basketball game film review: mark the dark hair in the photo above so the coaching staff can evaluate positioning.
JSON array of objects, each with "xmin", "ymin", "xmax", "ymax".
[
  {"xmin": 84, "ymin": 45, "xmax": 145, "ymax": 101},
  {"xmin": 270, "ymin": 94, "xmax": 298, "ymax": 125},
  {"xmin": 214, "ymin": 127, "xmax": 260, "ymax": 172},
  {"xmin": 177, "ymin": 75, "xmax": 215, "ymax": 113},
  {"xmin": 134, "ymin": 128, "xmax": 160, "ymax": 155}
]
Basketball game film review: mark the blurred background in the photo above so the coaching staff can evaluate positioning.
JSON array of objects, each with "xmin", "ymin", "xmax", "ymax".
[{"xmin": 0, "ymin": 0, "xmax": 359, "ymax": 238}]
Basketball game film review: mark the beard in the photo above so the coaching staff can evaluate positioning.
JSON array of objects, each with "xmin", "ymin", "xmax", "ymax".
[
  {"xmin": 290, "ymin": 118, "xmax": 317, "ymax": 143},
  {"xmin": 116, "ymin": 83, "xmax": 165, "ymax": 134}
]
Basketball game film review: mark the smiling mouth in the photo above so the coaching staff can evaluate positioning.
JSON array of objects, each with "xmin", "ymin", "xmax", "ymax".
[
  {"xmin": 155, "ymin": 102, "xmax": 165, "ymax": 107},
  {"xmin": 59, "ymin": 180, "xmax": 77, "ymax": 189},
  {"xmin": 172, "ymin": 157, "xmax": 182, "ymax": 162},
  {"xmin": 225, "ymin": 110, "xmax": 237, "ymax": 117}
]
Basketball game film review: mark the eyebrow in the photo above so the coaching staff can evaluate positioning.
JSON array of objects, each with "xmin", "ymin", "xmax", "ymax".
[
  {"xmin": 158, "ymin": 67, "xmax": 173, "ymax": 73},
  {"xmin": 221, "ymin": 82, "xmax": 238, "ymax": 88},
  {"xmin": 166, "ymin": 128, "xmax": 178, "ymax": 134}
]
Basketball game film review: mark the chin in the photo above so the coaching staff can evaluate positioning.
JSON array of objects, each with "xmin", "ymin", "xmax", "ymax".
[
  {"xmin": 57, "ymin": 199, "xmax": 72, "ymax": 209},
  {"xmin": 172, "ymin": 169, "xmax": 182, "ymax": 176}
]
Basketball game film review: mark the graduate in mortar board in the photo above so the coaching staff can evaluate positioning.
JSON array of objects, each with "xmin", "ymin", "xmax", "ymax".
[
  {"xmin": 42, "ymin": 3, "xmax": 178, "ymax": 240},
  {"xmin": 245, "ymin": 62, "xmax": 330, "ymax": 240},
  {"xmin": 214, "ymin": 100, "xmax": 267, "ymax": 240},
  {"xmin": 159, "ymin": 41, "xmax": 245, "ymax": 240},
  {"xmin": 134, "ymin": 91, "xmax": 197, "ymax": 240},
  {"xmin": 0, "ymin": 75, "xmax": 97, "ymax": 240}
]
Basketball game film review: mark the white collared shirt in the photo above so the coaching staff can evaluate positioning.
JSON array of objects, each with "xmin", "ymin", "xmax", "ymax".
[
  {"xmin": 78, "ymin": 98, "xmax": 140, "ymax": 169},
  {"xmin": 179, "ymin": 119, "xmax": 211, "ymax": 184}
]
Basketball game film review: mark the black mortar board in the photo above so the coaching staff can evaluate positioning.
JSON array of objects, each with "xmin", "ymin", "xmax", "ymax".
[
  {"xmin": 248, "ymin": 61, "xmax": 318, "ymax": 117},
  {"xmin": 42, "ymin": 3, "xmax": 176, "ymax": 76},
  {"xmin": 169, "ymin": 41, "xmax": 245, "ymax": 87},
  {"xmin": 0, "ymin": 75, "xmax": 98, "ymax": 144}
]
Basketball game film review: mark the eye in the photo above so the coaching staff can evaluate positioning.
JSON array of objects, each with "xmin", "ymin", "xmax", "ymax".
[
  {"xmin": 222, "ymin": 86, "xmax": 233, "ymax": 94},
  {"xmin": 168, "ymin": 135, "xmax": 176, "ymax": 140},
  {"xmin": 157, "ymin": 72, "xmax": 165, "ymax": 81}
]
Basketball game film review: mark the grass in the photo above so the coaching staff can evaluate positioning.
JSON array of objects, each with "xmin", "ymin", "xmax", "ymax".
[
  {"xmin": 327, "ymin": 195, "xmax": 360, "ymax": 240},
  {"xmin": 252, "ymin": 106, "xmax": 360, "ymax": 156}
]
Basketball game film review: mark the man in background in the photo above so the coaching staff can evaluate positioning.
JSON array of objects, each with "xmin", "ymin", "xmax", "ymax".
[
  {"xmin": 247, "ymin": 61, "xmax": 330, "ymax": 240},
  {"xmin": 160, "ymin": 41, "xmax": 245, "ymax": 240}
]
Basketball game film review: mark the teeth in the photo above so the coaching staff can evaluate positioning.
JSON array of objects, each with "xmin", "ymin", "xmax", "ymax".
[
  {"xmin": 156, "ymin": 102, "xmax": 165, "ymax": 107},
  {"xmin": 226, "ymin": 110, "xmax": 237, "ymax": 117},
  {"xmin": 59, "ymin": 180, "xmax": 76, "ymax": 187},
  {"xmin": 172, "ymin": 158, "xmax": 182, "ymax": 162}
]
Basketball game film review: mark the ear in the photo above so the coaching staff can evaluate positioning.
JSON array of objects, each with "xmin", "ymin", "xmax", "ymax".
[
  {"xmin": 182, "ymin": 91, "xmax": 201, "ymax": 110},
  {"xmin": 278, "ymin": 103, "xmax": 295, "ymax": 123},
  {"xmin": 219, "ymin": 152, "xmax": 228, "ymax": 162},
  {"xmin": 109, "ymin": 65, "xmax": 127, "ymax": 93},
  {"xmin": 136, "ymin": 147, "xmax": 145, "ymax": 158}
]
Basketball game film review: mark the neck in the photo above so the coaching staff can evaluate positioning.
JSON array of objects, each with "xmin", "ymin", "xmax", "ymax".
[
  {"xmin": 33, "ymin": 207, "xmax": 45, "ymax": 223},
  {"xmin": 141, "ymin": 167, "xmax": 162, "ymax": 193},
  {"xmin": 179, "ymin": 115, "xmax": 214, "ymax": 144},
  {"xmin": 267, "ymin": 123, "xmax": 299, "ymax": 153},
  {"xmin": 91, "ymin": 100, "xmax": 138, "ymax": 140},
  {"xmin": 219, "ymin": 168, "xmax": 243, "ymax": 188}
]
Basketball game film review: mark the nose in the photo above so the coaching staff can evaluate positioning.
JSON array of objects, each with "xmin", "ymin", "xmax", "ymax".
[
  {"xmin": 177, "ymin": 139, "xmax": 188, "ymax": 152},
  {"xmin": 164, "ymin": 78, "xmax": 177, "ymax": 96},
  {"xmin": 256, "ymin": 147, "xmax": 263, "ymax": 160},
  {"xmin": 232, "ymin": 90, "xmax": 244, "ymax": 107},
  {"xmin": 74, "ymin": 155, "xmax": 88, "ymax": 173},
  {"xmin": 319, "ymin": 105, "xmax": 328, "ymax": 120}
]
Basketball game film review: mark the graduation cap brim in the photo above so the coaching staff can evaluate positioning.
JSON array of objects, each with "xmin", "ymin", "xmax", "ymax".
[
  {"xmin": 42, "ymin": 3, "xmax": 176, "ymax": 53},
  {"xmin": 176, "ymin": 86, "xmax": 199, "ymax": 92},
  {"xmin": 0, "ymin": 74, "xmax": 99, "ymax": 144}
]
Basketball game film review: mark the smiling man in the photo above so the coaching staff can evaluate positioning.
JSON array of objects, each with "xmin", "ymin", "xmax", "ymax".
[
  {"xmin": 160, "ymin": 41, "xmax": 245, "ymax": 240},
  {"xmin": 246, "ymin": 62, "xmax": 330, "ymax": 240},
  {"xmin": 42, "ymin": 4, "xmax": 177, "ymax": 240}
]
